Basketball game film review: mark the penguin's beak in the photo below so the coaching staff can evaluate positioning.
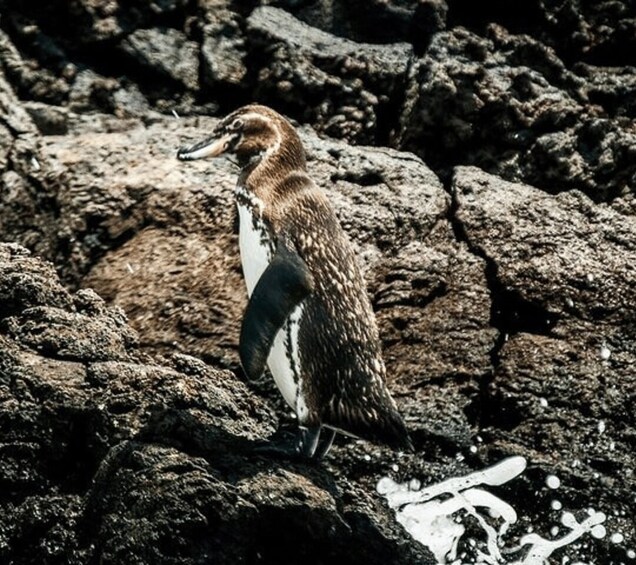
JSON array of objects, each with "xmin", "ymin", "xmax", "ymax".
[{"xmin": 177, "ymin": 132, "xmax": 235, "ymax": 161}]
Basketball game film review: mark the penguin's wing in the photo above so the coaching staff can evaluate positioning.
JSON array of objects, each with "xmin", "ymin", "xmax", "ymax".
[{"xmin": 239, "ymin": 238, "xmax": 314, "ymax": 380}]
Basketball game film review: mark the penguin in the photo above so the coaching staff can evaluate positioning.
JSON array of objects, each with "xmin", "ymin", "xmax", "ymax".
[{"xmin": 177, "ymin": 104, "xmax": 412, "ymax": 459}]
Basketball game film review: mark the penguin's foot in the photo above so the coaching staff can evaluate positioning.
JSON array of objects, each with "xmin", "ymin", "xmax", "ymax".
[
  {"xmin": 253, "ymin": 426, "xmax": 333, "ymax": 460},
  {"xmin": 312, "ymin": 427, "xmax": 336, "ymax": 461}
]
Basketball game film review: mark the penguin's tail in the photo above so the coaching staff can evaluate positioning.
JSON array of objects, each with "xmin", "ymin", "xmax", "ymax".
[
  {"xmin": 374, "ymin": 407, "xmax": 414, "ymax": 453},
  {"xmin": 328, "ymin": 401, "xmax": 414, "ymax": 453}
]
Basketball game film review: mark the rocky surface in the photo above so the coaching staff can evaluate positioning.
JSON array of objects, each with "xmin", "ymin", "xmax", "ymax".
[
  {"xmin": 0, "ymin": 0, "xmax": 635, "ymax": 563},
  {"xmin": 0, "ymin": 243, "xmax": 432, "ymax": 564},
  {"xmin": 454, "ymin": 168, "xmax": 636, "ymax": 534},
  {"xmin": 0, "ymin": 0, "xmax": 634, "ymax": 198},
  {"xmin": 397, "ymin": 24, "xmax": 636, "ymax": 200},
  {"xmin": 246, "ymin": 6, "xmax": 412, "ymax": 144}
]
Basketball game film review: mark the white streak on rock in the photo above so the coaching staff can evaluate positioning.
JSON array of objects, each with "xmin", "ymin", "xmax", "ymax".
[
  {"xmin": 517, "ymin": 512, "xmax": 606, "ymax": 563},
  {"xmin": 383, "ymin": 456, "xmax": 527, "ymax": 509}
]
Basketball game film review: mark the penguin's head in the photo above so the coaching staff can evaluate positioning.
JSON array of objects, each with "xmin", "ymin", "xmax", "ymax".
[{"xmin": 177, "ymin": 105, "xmax": 305, "ymax": 170}]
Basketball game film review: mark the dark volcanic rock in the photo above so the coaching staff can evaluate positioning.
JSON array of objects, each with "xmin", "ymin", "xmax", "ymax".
[
  {"xmin": 23, "ymin": 101, "xmax": 69, "ymax": 135},
  {"xmin": 2, "ymin": 0, "xmax": 634, "ymax": 202},
  {"xmin": 0, "ymin": 242, "xmax": 433, "ymax": 564},
  {"xmin": 246, "ymin": 6, "xmax": 413, "ymax": 144},
  {"xmin": 0, "ymin": 246, "xmax": 136, "ymax": 366},
  {"xmin": 4, "ymin": 289, "xmax": 137, "ymax": 362},
  {"xmin": 530, "ymin": 0, "xmax": 636, "ymax": 66},
  {"xmin": 576, "ymin": 63, "xmax": 636, "ymax": 118},
  {"xmin": 1, "ymin": 0, "xmax": 189, "ymax": 45},
  {"xmin": 454, "ymin": 166, "xmax": 636, "ymax": 326},
  {"xmin": 397, "ymin": 25, "xmax": 636, "ymax": 200},
  {"xmin": 66, "ymin": 70, "xmax": 153, "ymax": 118},
  {"xmin": 0, "ymin": 494, "xmax": 85, "ymax": 564},
  {"xmin": 446, "ymin": 0, "xmax": 636, "ymax": 66},
  {"xmin": 120, "ymin": 28, "xmax": 200, "ymax": 91},
  {"xmin": 277, "ymin": 0, "xmax": 448, "ymax": 50},
  {"xmin": 0, "ymin": 244, "xmax": 73, "ymax": 315},
  {"xmin": 0, "ymin": 29, "xmax": 71, "ymax": 106},
  {"xmin": 199, "ymin": 0, "xmax": 248, "ymax": 92},
  {"xmin": 1, "ymin": 1, "xmax": 636, "ymax": 562},
  {"xmin": 453, "ymin": 166, "xmax": 636, "ymax": 545},
  {"xmin": 41, "ymin": 116, "xmax": 246, "ymax": 363},
  {"xmin": 372, "ymin": 228, "xmax": 497, "ymax": 454},
  {"xmin": 0, "ymin": 66, "xmax": 64, "ymax": 264},
  {"xmin": 86, "ymin": 442, "xmax": 433, "ymax": 564}
]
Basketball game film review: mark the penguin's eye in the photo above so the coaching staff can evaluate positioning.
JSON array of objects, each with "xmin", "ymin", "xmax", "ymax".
[{"xmin": 229, "ymin": 118, "xmax": 243, "ymax": 131}]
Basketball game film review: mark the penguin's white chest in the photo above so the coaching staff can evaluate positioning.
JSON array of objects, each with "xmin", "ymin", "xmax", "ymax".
[
  {"xmin": 236, "ymin": 197, "xmax": 307, "ymax": 420},
  {"xmin": 237, "ymin": 201, "xmax": 271, "ymax": 295}
]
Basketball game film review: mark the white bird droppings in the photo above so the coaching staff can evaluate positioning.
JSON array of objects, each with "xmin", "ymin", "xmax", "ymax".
[
  {"xmin": 611, "ymin": 532, "xmax": 625, "ymax": 544},
  {"xmin": 409, "ymin": 478, "xmax": 421, "ymax": 491},
  {"xmin": 590, "ymin": 524, "xmax": 607, "ymax": 539},
  {"xmin": 520, "ymin": 511, "xmax": 607, "ymax": 564},
  {"xmin": 546, "ymin": 475, "xmax": 561, "ymax": 489},
  {"xmin": 377, "ymin": 457, "xmax": 527, "ymax": 563},
  {"xmin": 378, "ymin": 459, "xmax": 624, "ymax": 564},
  {"xmin": 376, "ymin": 476, "xmax": 397, "ymax": 495}
]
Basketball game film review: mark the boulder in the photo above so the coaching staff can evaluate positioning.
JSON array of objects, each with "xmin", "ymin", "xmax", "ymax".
[
  {"xmin": 245, "ymin": 6, "xmax": 413, "ymax": 144},
  {"xmin": 0, "ymin": 65, "xmax": 64, "ymax": 266},
  {"xmin": 275, "ymin": 0, "xmax": 448, "ymax": 49},
  {"xmin": 397, "ymin": 25, "xmax": 636, "ymax": 200},
  {"xmin": 199, "ymin": 0, "xmax": 248, "ymax": 91},
  {"xmin": 120, "ymin": 28, "xmax": 200, "ymax": 91},
  {"xmin": 453, "ymin": 166, "xmax": 635, "ymax": 540}
]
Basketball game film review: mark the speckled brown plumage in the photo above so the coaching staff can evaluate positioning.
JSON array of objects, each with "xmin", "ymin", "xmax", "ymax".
[{"xmin": 179, "ymin": 104, "xmax": 411, "ymax": 452}]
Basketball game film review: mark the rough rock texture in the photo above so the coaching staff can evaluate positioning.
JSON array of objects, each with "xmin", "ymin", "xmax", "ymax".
[
  {"xmin": 0, "ymin": 63, "xmax": 63, "ymax": 263},
  {"xmin": 0, "ymin": 243, "xmax": 433, "ymax": 564},
  {"xmin": 1, "ymin": 1, "xmax": 636, "ymax": 563},
  {"xmin": 199, "ymin": 0, "xmax": 248, "ymax": 92},
  {"xmin": 120, "ymin": 28, "xmax": 200, "ymax": 91},
  {"xmin": 454, "ymin": 167, "xmax": 636, "ymax": 328},
  {"xmin": 275, "ymin": 0, "xmax": 448, "ymax": 51},
  {"xmin": 1, "ymin": 0, "xmax": 634, "ymax": 197},
  {"xmin": 453, "ymin": 167, "xmax": 636, "ymax": 556},
  {"xmin": 246, "ymin": 7, "xmax": 413, "ymax": 144},
  {"xmin": 397, "ymin": 25, "xmax": 636, "ymax": 200}
]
